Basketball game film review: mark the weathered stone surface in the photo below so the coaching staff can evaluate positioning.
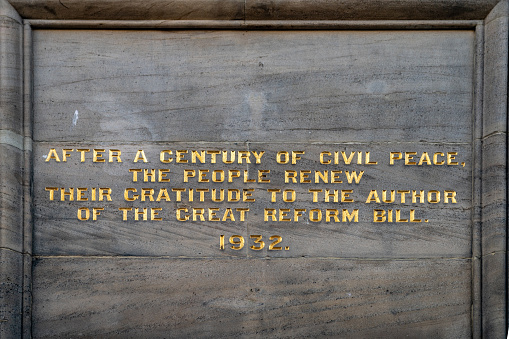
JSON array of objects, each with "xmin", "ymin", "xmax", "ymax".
[
  {"xmin": 481, "ymin": 133, "xmax": 507, "ymax": 255},
  {"xmin": 33, "ymin": 142, "xmax": 472, "ymax": 258},
  {"xmin": 481, "ymin": 2, "xmax": 508, "ymax": 336},
  {"xmin": 0, "ymin": 2, "xmax": 25, "ymax": 337},
  {"xmin": 1, "ymin": 0, "xmax": 507, "ymax": 337},
  {"xmin": 32, "ymin": 257, "xmax": 471, "ymax": 338},
  {"xmin": 246, "ymin": 0, "xmax": 499, "ymax": 21},
  {"xmin": 0, "ymin": 8, "xmax": 22, "ymax": 134},
  {"xmin": 0, "ymin": 144, "xmax": 23, "ymax": 253},
  {"xmin": 7, "ymin": 0, "xmax": 500, "ymax": 21},
  {"xmin": 26, "ymin": 23, "xmax": 487, "ymax": 337},
  {"xmin": 33, "ymin": 30, "xmax": 474, "ymax": 143},
  {"xmin": 8, "ymin": 0, "xmax": 245, "ymax": 21},
  {"xmin": 483, "ymin": 1, "xmax": 508, "ymax": 136},
  {"xmin": 482, "ymin": 251, "xmax": 506, "ymax": 338},
  {"xmin": 0, "ymin": 249, "xmax": 23, "ymax": 338}
]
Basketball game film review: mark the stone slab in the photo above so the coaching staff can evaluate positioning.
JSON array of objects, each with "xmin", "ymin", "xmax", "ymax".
[
  {"xmin": 0, "ymin": 14, "xmax": 22, "ymax": 135},
  {"xmin": 32, "ymin": 257, "xmax": 471, "ymax": 338},
  {"xmin": 0, "ymin": 144, "xmax": 24, "ymax": 253},
  {"xmin": 483, "ymin": 12, "xmax": 508, "ymax": 136},
  {"xmin": 5, "ymin": 4, "xmax": 503, "ymax": 337},
  {"xmin": 33, "ymin": 142, "xmax": 472, "ymax": 258},
  {"xmin": 0, "ymin": 248, "xmax": 23, "ymax": 338},
  {"xmin": 33, "ymin": 30, "xmax": 474, "ymax": 143},
  {"xmin": 7, "ymin": 0, "xmax": 500, "ymax": 21},
  {"xmin": 481, "ymin": 133, "xmax": 507, "ymax": 255}
]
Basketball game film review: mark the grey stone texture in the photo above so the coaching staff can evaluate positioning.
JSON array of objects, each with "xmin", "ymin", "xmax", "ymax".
[
  {"xmin": 32, "ymin": 257, "xmax": 472, "ymax": 338},
  {"xmin": 0, "ymin": 0, "xmax": 508, "ymax": 338}
]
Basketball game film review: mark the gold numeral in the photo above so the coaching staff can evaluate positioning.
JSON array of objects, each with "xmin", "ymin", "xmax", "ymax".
[
  {"xmin": 269, "ymin": 236, "xmax": 282, "ymax": 250},
  {"xmin": 229, "ymin": 235, "xmax": 245, "ymax": 250},
  {"xmin": 250, "ymin": 235, "xmax": 265, "ymax": 250}
]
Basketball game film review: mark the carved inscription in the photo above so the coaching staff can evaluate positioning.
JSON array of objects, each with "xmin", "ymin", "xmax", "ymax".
[{"xmin": 42, "ymin": 147, "xmax": 466, "ymax": 252}]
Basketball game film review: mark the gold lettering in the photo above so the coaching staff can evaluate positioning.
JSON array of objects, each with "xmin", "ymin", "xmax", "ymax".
[
  {"xmin": 389, "ymin": 152, "xmax": 402, "ymax": 165},
  {"xmin": 279, "ymin": 209, "xmax": 291, "ymax": 221},
  {"xmin": 444, "ymin": 190, "xmax": 457, "ymax": 203},
  {"xmin": 237, "ymin": 151, "xmax": 250, "ymax": 164},
  {"xmin": 315, "ymin": 170, "xmax": 328, "ymax": 183},
  {"xmin": 309, "ymin": 209, "xmax": 322, "ymax": 222},
  {"xmin": 109, "ymin": 149, "xmax": 122, "ymax": 162},
  {"xmin": 294, "ymin": 209, "xmax": 305, "ymax": 221},
  {"xmin": 160, "ymin": 150, "xmax": 173, "ymax": 163},
  {"xmin": 141, "ymin": 188, "xmax": 154, "ymax": 202},
  {"xmin": 418, "ymin": 152, "xmax": 431, "ymax": 165},
  {"xmin": 267, "ymin": 189, "xmax": 281, "ymax": 202},
  {"xmin": 93, "ymin": 149, "xmax": 105, "ymax": 162},
  {"xmin": 77, "ymin": 207, "xmax": 89, "ymax": 220},
  {"xmin": 326, "ymin": 209, "xmax": 339, "ymax": 222},
  {"xmin": 300, "ymin": 170, "xmax": 311, "ymax": 183},
  {"xmin": 135, "ymin": 208, "xmax": 148, "ymax": 221},
  {"xmin": 172, "ymin": 188, "xmax": 185, "ymax": 202},
  {"xmin": 277, "ymin": 151, "xmax": 289, "ymax": 164},
  {"xmin": 222, "ymin": 150, "xmax": 235, "ymax": 164},
  {"xmin": 374, "ymin": 209, "xmax": 385, "ymax": 222},
  {"xmin": 222, "ymin": 208, "xmax": 235, "ymax": 221},
  {"xmin": 119, "ymin": 207, "xmax": 132, "ymax": 220},
  {"xmin": 176, "ymin": 150, "xmax": 188, "ymax": 163},
  {"xmin": 345, "ymin": 170, "xmax": 364, "ymax": 184},
  {"xmin": 343, "ymin": 209, "xmax": 358, "ymax": 222},
  {"xmin": 62, "ymin": 148, "xmax": 73, "ymax": 162},
  {"xmin": 243, "ymin": 188, "xmax": 255, "ymax": 202},
  {"xmin": 208, "ymin": 208, "xmax": 220, "ymax": 221},
  {"xmin": 285, "ymin": 170, "xmax": 297, "ymax": 183},
  {"xmin": 156, "ymin": 188, "xmax": 171, "ymax": 202},
  {"xmin": 251, "ymin": 151, "xmax": 265, "ymax": 163},
  {"xmin": 404, "ymin": 152, "xmax": 417, "ymax": 165},
  {"xmin": 309, "ymin": 189, "xmax": 322, "ymax": 202},
  {"xmin": 206, "ymin": 150, "xmax": 220, "ymax": 163},
  {"xmin": 283, "ymin": 190, "xmax": 296, "ymax": 202},
  {"xmin": 447, "ymin": 152, "xmax": 458, "ymax": 165},
  {"xmin": 292, "ymin": 151, "xmax": 305, "ymax": 164},
  {"xmin": 258, "ymin": 170, "xmax": 270, "ymax": 183},
  {"xmin": 176, "ymin": 208, "xmax": 189, "ymax": 221},
  {"xmin": 76, "ymin": 149, "xmax": 90, "ymax": 162},
  {"xmin": 428, "ymin": 190, "xmax": 440, "ymax": 203},
  {"xmin": 342, "ymin": 190, "xmax": 353, "ymax": 202},
  {"xmin": 158, "ymin": 169, "xmax": 170, "ymax": 182},
  {"xmin": 193, "ymin": 208, "xmax": 205, "ymax": 221},
  {"xmin": 191, "ymin": 150, "xmax": 206, "ymax": 163},
  {"xmin": 183, "ymin": 169, "xmax": 195, "ymax": 182},
  {"xmin": 212, "ymin": 170, "xmax": 224, "ymax": 182},
  {"xmin": 99, "ymin": 188, "xmax": 112, "ymax": 201},
  {"xmin": 45, "ymin": 187, "xmax": 58, "ymax": 200},
  {"xmin": 133, "ymin": 150, "xmax": 147, "ymax": 163},
  {"xmin": 151, "ymin": 208, "xmax": 162, "ymax": 221},
  {"xmin": 365, "ymin": 190, "xmax": 380, "ymax": 203},
  {"xmin": 124, "ymin": 188, "xmax": 137, "ymax": 201},
  {"xmin": 129, "ymin": 169, "xmax": 142, "ymax": 182},
  {"xmin": 320, "ymin": 151, "xmax": 331, "ymax": 164},
  {"xmin": 236, "ymin": 208, "xmax": 249, "ymax": 221},
  {"xmin": 45, "ymin": 148, "xmax": 60, "ymax": 162}
]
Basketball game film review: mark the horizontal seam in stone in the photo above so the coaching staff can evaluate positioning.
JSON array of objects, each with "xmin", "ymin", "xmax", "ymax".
[
  {"xmin": 480, "ymin": 131, "xmax": 507, "ymax": 139},
  {"xmin": 0, "ymin": 130, "xmax": 32, "ymax": 151},
  {"xmin": 32, "ymin": 255, "xmax": 472, "ymax": 261},
  {"xmin": 33, "ymin": 140, "xmax": 473, "ymax": 146},
  {"xmin": 479, "ymin": 250, "xmax": 507, "ymax": 257},
  {"xmin": 0, "ymin": 247, "xmax": 24, "ymax": 255}
]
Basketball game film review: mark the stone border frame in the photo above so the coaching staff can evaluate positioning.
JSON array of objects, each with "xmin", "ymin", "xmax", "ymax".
[{"xmin": 0, "ymin": 0, "xmax": 506, "ymax": 337}]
